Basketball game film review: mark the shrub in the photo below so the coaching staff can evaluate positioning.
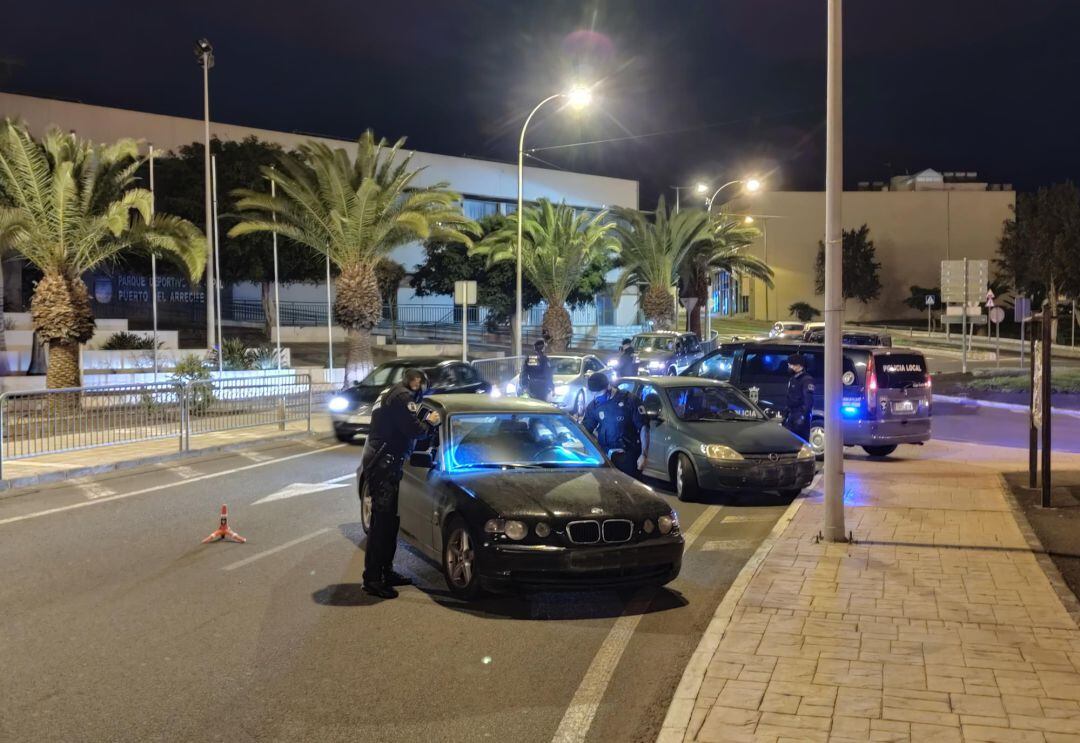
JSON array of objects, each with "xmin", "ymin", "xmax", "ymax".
[
  {"xmin": 102, "ymin": 331, "xmax": 161, "ymax": 350},
  {"xmin": 208, "ymin": 338, "xmax": 255, "ymax": 371},
  {"xmin": 788, "ymin": 302, "xmax": 821, "ymax": 322},
  {"xmin": 171, "ymin": 353, "xmax": 214, "ymax": 414},
  {"xmin": 250, "ymin": 345, "xmax": 287, "ymax": 370}
]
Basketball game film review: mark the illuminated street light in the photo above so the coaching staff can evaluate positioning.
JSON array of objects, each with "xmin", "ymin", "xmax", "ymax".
[
  {"xmin": 743, "ymin": 215, "xmax": 755, "ymax": 224},
  {"xmin": 706, "ymin": 178, "xmax": 763, "ymax": 213},
  {"xmin": 695, "ymin": 182, "xmax": 708, "ymax": 194},
  {"xmin": 745, "ymin": 178, "xmax": 762, "ymax": 193},
  {"xmin": 515, "ymin": 85, "xmax": 593, "ymax": 358}
]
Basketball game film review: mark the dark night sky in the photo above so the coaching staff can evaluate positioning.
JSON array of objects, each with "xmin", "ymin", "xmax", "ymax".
[{"xmin": 3, "ymin": 0, "xmax": 1079, "ymax": 205}]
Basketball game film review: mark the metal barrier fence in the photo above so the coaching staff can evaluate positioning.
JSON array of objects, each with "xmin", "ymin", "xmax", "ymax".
[
  {"xmin": 0, "ymin": 374, "xmax": 314, "ymax": 478},
  {"xmin": 470, "ymin": 357, "xmax": 524, "ymax": 389}
]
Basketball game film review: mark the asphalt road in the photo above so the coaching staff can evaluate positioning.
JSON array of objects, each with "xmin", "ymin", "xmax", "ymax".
[{"xmin": 0, "ymin": 437, "xmax": 800, "ymax": 743}]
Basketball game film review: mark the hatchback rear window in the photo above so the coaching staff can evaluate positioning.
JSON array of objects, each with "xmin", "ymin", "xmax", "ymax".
[{"xmin": 874, "ymin": 354, "xmax": 928, "ymax": 388}]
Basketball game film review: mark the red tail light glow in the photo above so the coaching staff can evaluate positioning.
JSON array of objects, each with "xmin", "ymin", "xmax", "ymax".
[{"xmin": 866, "ymin": 356, "xmax": 878, "ymax": 418}]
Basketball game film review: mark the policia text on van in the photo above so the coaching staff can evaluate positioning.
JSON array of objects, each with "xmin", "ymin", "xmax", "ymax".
[{"xmin": 682, "ymin": 340, "xmax": 932, "ymax": 457}]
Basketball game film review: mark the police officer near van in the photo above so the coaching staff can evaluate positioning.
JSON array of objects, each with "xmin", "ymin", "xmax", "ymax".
[
  {"xmin": 782, "ymin": 353, "xmax": 815, "ymax": 442},
  {"xmin": 520, "ymin": 338, "xmax": 555, "ymax": 402},
  {"xmin": 361, "ymin": 368, "xmax": 441, "ymax": 600},
  {"xmin": 615, "ymin": 337, "xmax": 637, "ymax": 378},
  {"xmin": 582, "ymin": 372, "xmax": 649, "ymax": 479}
]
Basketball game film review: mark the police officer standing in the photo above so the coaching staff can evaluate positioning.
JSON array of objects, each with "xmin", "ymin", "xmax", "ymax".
[
  {"xmin": 782, "ymin": 354, "xmax": 815, "ymax": 442},
  {"xmin": 615, "ymin": 337, "xmax": 637, "ymax": 378},
  {"xmin": 360, "ymin": 368, "xmax": 441, "ymax": 599},
  {"xmin": 520, "ymin": 338, "xmax": 555, "ymax": 402},
  {"xmin": 582, "ymin": 372, "xmax": 650, "ymax": 478}
]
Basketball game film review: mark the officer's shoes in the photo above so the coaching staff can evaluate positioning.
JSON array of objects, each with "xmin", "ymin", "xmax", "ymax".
[
  {"xmin": 362, "ymin": 581, "xmax": 399, "ymax": 599},
  {"xmin": 384, "ymin": 570, "xmax": 413, "ymax": 587}
]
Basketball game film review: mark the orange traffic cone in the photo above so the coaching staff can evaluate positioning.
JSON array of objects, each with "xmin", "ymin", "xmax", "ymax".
[{"xmin": 202, "ymin": 504, "xmax": 247, "ymax": 544}]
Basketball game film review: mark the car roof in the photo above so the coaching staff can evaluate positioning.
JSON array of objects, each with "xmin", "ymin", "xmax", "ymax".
[
  {"xmin": 715, "ymin": 340, "xmax": 919, "ymax": 355},
  {"xmin": 635, "ymin": 330, "xmax": 680, "ymax": 337},
  {"xmin": 422, "ymin": 394, "xmax": 560, "ymax": 415},
  {"xmin": 380, "ymin": 356, "xmax": 453, "ymax": 368},
  {"xmin": 618, "ymin": 375, "xmax": 730, "ymax": 388}
]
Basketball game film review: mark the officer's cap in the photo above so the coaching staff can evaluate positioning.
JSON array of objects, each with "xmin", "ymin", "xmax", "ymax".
[
  {"xmin": 533, "ymin": 339, "xmax": 545, "ymax": 351},
  {"xmin": 621, "ymin": 337, "xmax": 632, "ymax": 346},
  {"xmin": 786, "ymin": 353, "xmax": 807, "ymax": 368},
  {"xmin": 587, "ymin": 371, "xmax": 609, "ymax": 393},
  {"xmin": 403, "ymin": 368, "xmax": 429, "ymax": 387}
]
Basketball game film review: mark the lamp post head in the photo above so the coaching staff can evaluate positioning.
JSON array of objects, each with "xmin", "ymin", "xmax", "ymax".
[
  {"xmin": 695, "ymin": 182, "xmax": 709, "ymax": 194},
  {"xmin": 743, "ymin": 216, "xmax": 755, "ymax": 225},
  {"xmin": 744, "ymin": 178, "xmax": 762, "ymax": 193},
  {"xmin": 566, "ymin": 85, "xmax": 593, "ymax": 110},
  {"xmin": 194, "ymin": 38, "xmax": 214, "ymax": 67}
]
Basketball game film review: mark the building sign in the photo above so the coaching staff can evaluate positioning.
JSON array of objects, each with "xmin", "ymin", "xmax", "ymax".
[{"xmin": 90, "ymin": 273, "xmax": 206, "ymax": 306}]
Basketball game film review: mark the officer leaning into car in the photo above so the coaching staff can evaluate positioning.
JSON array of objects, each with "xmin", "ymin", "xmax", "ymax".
[
  {"xmin": 782, "ymin": 353, "xmax": 815, "ymax": 442},
  {"xmin": 361, "ymin": 368, "xmax": 441, "ymax": 600},
  {"xmin": 520, "ymin": 338, "xmax": 555, "ymax": 402},
  {"xmin": 615, "ymin": 337, "xmax": 637, "ymax": 378},
  {"xmin": 582, "ymin": 372, "xmax": 650, "ymax": 479}
]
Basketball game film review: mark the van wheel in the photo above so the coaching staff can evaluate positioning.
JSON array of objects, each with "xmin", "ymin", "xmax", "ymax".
[
  {"xmin": 808, "ymin": 421, "xmax": 826, "ymax": 459},
  {"xmin": 674, "ymin": 453, "xmax": 700, "ymax": 502},
  {"xmin": 863, "ymin": 445, "xmax": 897, "ymax": 458}
]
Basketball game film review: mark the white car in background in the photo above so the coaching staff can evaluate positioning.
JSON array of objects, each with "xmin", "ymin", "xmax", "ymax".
[{"xmin": 503, "ymin": 354, "xmax": 611, "ymax": 416}]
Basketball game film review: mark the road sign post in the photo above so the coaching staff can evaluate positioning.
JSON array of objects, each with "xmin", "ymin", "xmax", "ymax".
[
  {"xmin": 989, "ymin": 306, "xmax": 1005, "ymax": 367},
  {"xmin": 455, "ymin": 280, "xmax": 478, "ymax": 362},
  {"xmin": 1041, "ymin": 302, "xmax": 1053, "ymax": 507},
  {"xmin": 941, "ymin": 259, "xmax": 988, "ymax": 375},
  {"xmin": 1015, "ymin": 296, "xmax": 1032, "ymax": 369},
  {"xmin": 925, "ymin": 294, "xmax": 936, "ymax": 335}
]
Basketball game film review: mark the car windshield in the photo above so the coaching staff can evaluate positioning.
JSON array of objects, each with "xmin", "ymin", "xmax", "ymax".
[
  {"xmin": 633, "ymin": 335, "xmax": 676, "ymax": 352},
  {"xmin": 445, "ymin": 413, "xmax": 604, "ymax": 470},
  {"xmin": 666, "ymin": 386, "xmax": 764, "ymax": 421},
  {"xmin": 358, "ymin": 363, "xmax": 434, "ymax": 387},
  {"xmin": 549, "ymin": 357, "xmax": 583, "ymax": 375}
]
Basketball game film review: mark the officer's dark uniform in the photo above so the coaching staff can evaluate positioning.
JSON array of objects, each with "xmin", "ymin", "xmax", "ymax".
[
  {"xmin": 783, "ymin": 362, "xmax": 815, "ymax": 442},
  {"xmin": 361, "ymin": 381, "xmax": 431, "ymax": 589},
  {"xmin": 521, "ymin": 349, "xmax": 554, "ymax": 402},
  {"xmin": 582, "ymin": 383, "xmax": 647, "ymax": 478},
  {"xmin": 616, "ymin": 344, "xmax": 637, "ymax": 378}
]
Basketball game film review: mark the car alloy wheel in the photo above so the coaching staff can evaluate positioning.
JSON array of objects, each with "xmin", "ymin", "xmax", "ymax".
[
  {"xmin": 674, "ymin": 453, "xmax": 699, "ymax": 502},
  {"xmin": 808, "ymin": 424, "xmax": 826, "ymax": 459},
  {"xmin": 443, "ymin": 518, "xmax": 482, "ymax": 600},
  {"xmin": 574, "ymin": 390, "xmax": 585, "ymax": 417},
  {"xmin": 360, "ymin": 480, "xmax": 372, "ymax": 534}
]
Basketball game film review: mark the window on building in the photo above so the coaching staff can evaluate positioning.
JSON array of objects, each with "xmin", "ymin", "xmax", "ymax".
[{"xmin": 463, "ymin": 199, "xmax": 499, "ymax": 221}]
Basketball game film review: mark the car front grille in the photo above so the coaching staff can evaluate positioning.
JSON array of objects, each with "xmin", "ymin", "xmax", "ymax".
[
  {"xmin": 741, "ymin": 452, "xmax": 800, "ymax": 462},
  {"xmin": 566, "ymin": 519, "xmax": 634, "ymax": 544}
]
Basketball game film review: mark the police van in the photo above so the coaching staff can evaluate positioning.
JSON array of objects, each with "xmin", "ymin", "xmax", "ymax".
[{"xmin": 682, "ymin": 340, "xmax": 931, "ymax": 457}]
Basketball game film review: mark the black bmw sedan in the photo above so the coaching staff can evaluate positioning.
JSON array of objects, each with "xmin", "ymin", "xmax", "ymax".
[
  {"xmin": 328, "ymin": 357, "xmax": 490, "ymax": 443},
  {"xmin": 356, "ymin": 395, "xmax": 684, "ymax": 599}
]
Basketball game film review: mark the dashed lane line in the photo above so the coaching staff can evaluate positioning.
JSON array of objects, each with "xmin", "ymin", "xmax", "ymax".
[
  {"xmin": 0, "ymin": 444, "xmax": 347, "ymax": 528},
  {"xmin": 549, "ymin": 503, "xmax": 725, "ymax": 743},
  {"xmin": 222, "ymin": 528, "xmax": 333, "ymax": 571}
]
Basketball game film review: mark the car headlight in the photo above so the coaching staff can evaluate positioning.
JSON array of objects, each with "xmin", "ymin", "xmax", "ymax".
[
  {"xmin": 328, "ymin": 395, "xmax": 351, "ymax": 413},
  {"xmin": 658, "ymin": 512, "xmax": 679, "ymax": 535},
  {"xmin": 648, "ymin": 360, "xmax": 665, "ymax": 369},
  {"xmin": 484, "ymin": 518, "xmax": 527, "ymax": 540},
  {"xmin": 797, "ymin": 445, "xmax": 815, "ymax": 460},
  {"xmin": 489, "ymin": 387, "xmax": 503, "ymax": 398},
  {"xmin": 608, "ymin": 358, "xmax": 620, "ymax": 367},
  {"xmin": 699, "ymin": 444, "xmax": 744, "ymax": 461},
  {"xmin": 535, "ymin": 522, "xmax": 551, "ymax": 538},
  {"xmin": 553, "ymin": 384, "xmax": 569, "ymax": 398},
  {"xmin": 643, "ymin": 519, "xmax": 655, "ymax": 534},
  {"xmin": 505, "ymin": 382, "xmax": 517, "ymax": 395}
]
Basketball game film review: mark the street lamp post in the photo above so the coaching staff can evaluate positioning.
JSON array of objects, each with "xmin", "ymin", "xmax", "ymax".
[
  {"xmin": 515, "ymin": 86, "xmax": 591, "ymax": 359},
  {"xmin": 195, "ymin": 39, "xmax": 216, "ymax": 351},
  {"xmin": 706, "ymin": 178, "xmax": 761, "ymax": 213},
  {"xmin": 823, "ymin": 0, "xmax": 847, "ymax": 542},
  {"xmin": 148, "ymin": 145, "xmax": 159, "ymax": 381},
  {"xmin": 671, "ymin": 182, "xmax": 708, "ymax": 214}
]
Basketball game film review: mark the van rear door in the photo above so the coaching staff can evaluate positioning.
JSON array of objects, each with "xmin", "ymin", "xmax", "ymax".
[{"xmin": 871, "ymin": 352, "xmax": 930, "ymax": 420}]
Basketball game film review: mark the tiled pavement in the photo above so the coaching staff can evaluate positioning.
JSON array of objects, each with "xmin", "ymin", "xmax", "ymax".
[{"xmin": 660, "ymin": 441, "xmax": 1080, "ymax": 742}]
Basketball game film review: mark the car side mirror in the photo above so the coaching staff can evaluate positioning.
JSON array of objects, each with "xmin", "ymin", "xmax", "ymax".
[
  {"xmin": 641, "ymin": 393, "xmax": 663, "ymax": 421},
  {"xmin": 409, "ymin": 451, "xmax": 435, "ymax": 469}
]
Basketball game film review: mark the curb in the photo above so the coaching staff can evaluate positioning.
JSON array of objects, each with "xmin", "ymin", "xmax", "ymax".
[
  {"xmin": 933, "ymin": 393, "xmax": 1080, "ymax": 419},
  {"xmin": 656, "ymin": 473, "xmax": 818, "ymax": 743},
  {"xmin": 0, "ymin": 430, "xmax": 336, "ymax": 495}
]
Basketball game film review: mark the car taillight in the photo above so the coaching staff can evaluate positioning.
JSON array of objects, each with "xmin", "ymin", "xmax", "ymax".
[{"xmin": 866, "ymin": 356, "xmax": 878, "ymax": 418}]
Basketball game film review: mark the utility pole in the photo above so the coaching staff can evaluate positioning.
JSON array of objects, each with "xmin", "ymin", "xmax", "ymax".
[
  {"xmin": 195, "ymin": 39, "xmax": 216, "ymax": 350},
  {"xmin": 823, "ymin": 0, "xmax": 847, "ymax": 542}
]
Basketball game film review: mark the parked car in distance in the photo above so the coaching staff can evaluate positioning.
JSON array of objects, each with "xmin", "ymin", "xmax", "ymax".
[
  {"xmin": 502, "ymin": 354, "xmax": 610, "ymax": 415},
  {"xmin": 630, "ymin": 331, "xmax": 704, "ymax": 375},
  {"xmin": 682, "ymin": 340, "xmax": 931, "ymax": 458},
  {"xmin": 801, "ymin": 324, "xmax": 892, "ymax": 347},
  {"xmin": 615, "ymin": 376, "xmax": 815, "ymax": 501},
  {"xmin": 769, "ymin": 321, "xmax": 806, "ymax": 339},
  {"xmin": 328, "ymin": 357, "xmax": 490, "ymax": 443},
  {"xmin": 357, "ymin": 395, "xmax": 684, "ymax": 598}
]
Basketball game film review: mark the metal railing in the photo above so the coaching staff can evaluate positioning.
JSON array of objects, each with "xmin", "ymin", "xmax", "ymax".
[
  {"xmin": 0, "ymin": 374, "xmax": 314, "ymax": 478},
  {"xmin": 471, "ymin": 357, "xmax": 525, "ymax": 389}
]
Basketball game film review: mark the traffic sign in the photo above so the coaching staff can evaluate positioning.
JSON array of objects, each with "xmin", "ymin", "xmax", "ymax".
[
  {"xmin": 454, "ymin": 280, "xmax": 477, "ymax": 305},
  {"xmin": 1014, "ymin": 296, "xmax": 1032, "ymax": 323},
  {"xmin": 940, "ymin": 259, "xmax": 989, "ymax": 304},
  {"xmin": 989, "ymin": 307, "xmax": 1005, "ymax": 324},
  {"xmin": 985, "ymin": 289, "xmax": 995, "ymax": 308},
  {"xmin": 924, "ymin": 295, "xmax": 936, "ymax": 307}
]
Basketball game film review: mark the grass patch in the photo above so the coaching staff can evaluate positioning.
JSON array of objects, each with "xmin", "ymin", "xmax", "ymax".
[{"xmin": 962, "ymin": 369, "xmax": 1080, "ymax": 394}]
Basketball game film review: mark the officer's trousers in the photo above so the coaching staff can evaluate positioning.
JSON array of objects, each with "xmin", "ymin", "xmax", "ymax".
[
  {"xmin": 783, "ymin": 414, "xmax": 811, "ymax": 443},
  {"xmin": 362, "ymin": 452, "xmax": 403, "ymax": 585}
]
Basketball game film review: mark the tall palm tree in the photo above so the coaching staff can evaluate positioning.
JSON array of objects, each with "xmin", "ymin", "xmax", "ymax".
[
  {"xmin": 612, "ymin": 196, "xmax": 714, "ymax": 330},
  {"xmin": 230, "ymin": 131, "xmax": 475, "ymax": 382},
  {"xmin": 0, "ymin": 120, "xmax": 206, "ymax": 388},
  {"xmin": 474, "ymin": 200, "xmax": 617, "ymax": 351},
  {"xmin": 681, "ymin": 215, "xmax": 772, "ymax": 334}
]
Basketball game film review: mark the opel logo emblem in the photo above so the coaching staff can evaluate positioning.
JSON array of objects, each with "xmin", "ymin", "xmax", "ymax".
[{"xmin": 769, "ymin": 452, "xmax": 779, "ymax": 462}]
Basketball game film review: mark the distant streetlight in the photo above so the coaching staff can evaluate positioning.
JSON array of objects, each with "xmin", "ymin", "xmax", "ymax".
[
  {"xmin": 706, "ymin": 178, "xmax": 763, "ymax": 213},
  {"xmin": 194, "ymin": 38, "xmax": 216, "ymax": 351},
  {"xmin": 743, "ymin": 215, "xmax": 755, "ymax": 225},
  {"xmin": 671, "ymin": 181, "xmax": 712, "ymax": 213},
  {"xmin": 515, "ymin": 85, "xmax": 593, "ymax": 358}
]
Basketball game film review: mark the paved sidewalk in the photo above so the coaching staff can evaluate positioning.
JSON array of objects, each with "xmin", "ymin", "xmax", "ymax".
[
  {"xmin": 0, "ymin": 419, "xmax": 333, "ymax": 488},
  {"xmin": 661, "ymin": 440, "xmax": 1080, "ymax": 742}
]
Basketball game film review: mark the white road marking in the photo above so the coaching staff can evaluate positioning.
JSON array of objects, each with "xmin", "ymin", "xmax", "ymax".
[
  {"xmin": 549, "ymin": 504, "xmax": 724, "ymax": 743},
  {"xmin": 0, "ymin": 445, "xmax": 347, "ymax": 528},
  {"xmin": 222, "ymin": 528, "xmax": 333, "ymax": 571},
  {"xmin": 238, "ymin": 451, "xmax": 274, "ymax": 463},
  {"xmin": 251, "ymin": 474, "xmax": 354, "ymax": 505},
  {"xmin": 71, "ymin": 479, "xmax": 117, "ymax": 501},
  {"xmin": 171, "ymin": 465, "xmax": 200, "ymax": 480}
]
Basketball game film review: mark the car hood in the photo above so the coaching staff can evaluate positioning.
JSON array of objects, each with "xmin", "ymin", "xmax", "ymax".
[
  {"xmin": 635, "ymin": 349, "xmax": 673, "ymax": 362},
  {"xmin": 342, "ymin": 386, "xmax": 383, "ymax": 405},
  {"xmin": 674, "ymin": 419, "xmax": 803, "ymax": 455},
  {"xmin": 449, "ymin": 468, "xmax": 669, "ymax": 521}
]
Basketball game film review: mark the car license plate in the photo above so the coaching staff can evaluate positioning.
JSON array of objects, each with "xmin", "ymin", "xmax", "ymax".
[{"xmin": 892, "ymin": 400, "xmax": 915, "ymax": 414}]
